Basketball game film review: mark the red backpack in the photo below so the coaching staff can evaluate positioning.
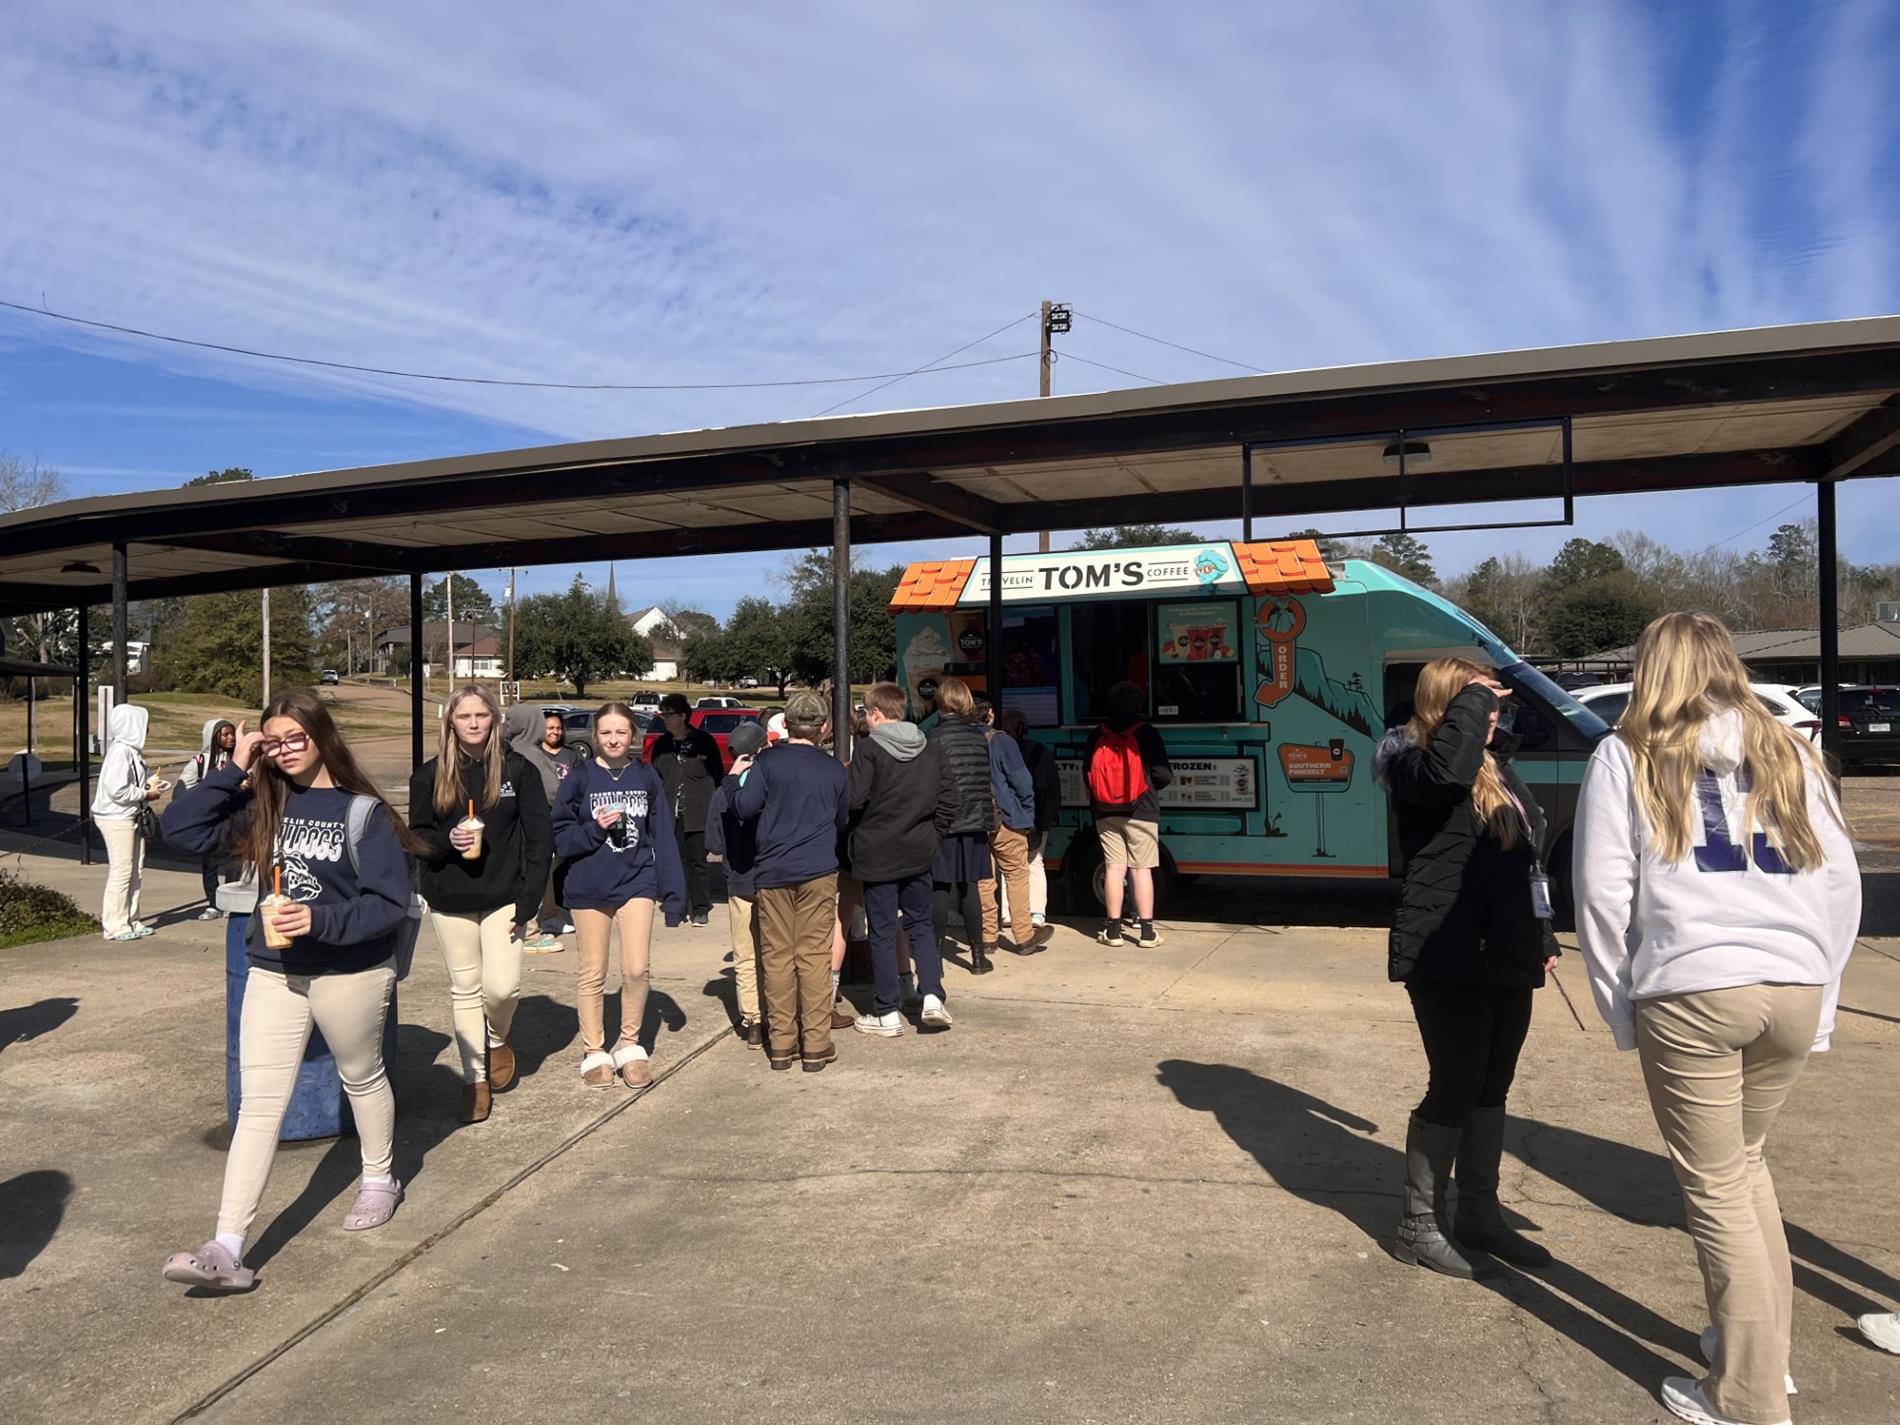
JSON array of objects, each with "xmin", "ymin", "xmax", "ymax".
[{"xmin": 1088, "ymin": 726, "xmax": 1147, "ymax": 806}]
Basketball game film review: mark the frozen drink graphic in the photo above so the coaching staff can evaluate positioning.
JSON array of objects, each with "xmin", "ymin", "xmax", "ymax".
[{"xmin": 903, "ymin": 623, "xmax": 950, "ymax": 713}]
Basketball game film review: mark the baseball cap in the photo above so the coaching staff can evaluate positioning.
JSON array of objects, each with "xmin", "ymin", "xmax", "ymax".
[
  {"xmin": 765, "ymin": 711, "xmax": 789, "ymax": 744},
  {"xmin": 728, "ymin": 721, "xmax": 767, "ymax": 758}
]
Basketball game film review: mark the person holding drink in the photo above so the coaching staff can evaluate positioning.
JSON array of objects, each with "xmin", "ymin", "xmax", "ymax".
[
  {"xmin": 158, "ymin": 691, "xmax": 424, "ymax": 1292},
  {"xmin": 553, "ymin": 703, "xmax": 686, "ymax": 1088},
  {"xmin": 410, "ymin": 685, "xmax": 552, "ymax": 1124}
]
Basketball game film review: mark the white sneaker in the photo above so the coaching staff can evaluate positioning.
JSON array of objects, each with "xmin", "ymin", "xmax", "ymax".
[
  {"xmin": 1859, "ymin": 1310, "xmax": 1900, "ymax": 1354},
  {"xmin": 1698, "ymin": 1326, "xmax": 1796, "ymax": 1394},
  {"xmin": 854, "ymin": 1009, "xmax": 903, "ymax": 1038},
  {"xmin": 1661, "ymin": 1376, "xmax": 1789, "ymax": 1425},
  {"xmin": 1030, "ymin": 913, "xmax": 1046, "ymax": 928},
  {"xmin": 920, "ymin": 994, "xmax": 952, "ymax": 1030},
  {"xmin": 196, "ymin": 906, "xmax": 222, "ymax": 921}
]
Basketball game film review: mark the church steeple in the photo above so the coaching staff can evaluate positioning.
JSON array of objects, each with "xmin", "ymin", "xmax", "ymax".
[{"xmin": 605, "ymin": 563, "xmax": 620, "ymax": 612}]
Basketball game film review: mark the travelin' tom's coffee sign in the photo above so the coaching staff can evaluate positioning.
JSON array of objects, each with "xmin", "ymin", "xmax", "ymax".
[{"xmin": 957, "ymin": 543, "xmax": 1249, "ymax": 604}]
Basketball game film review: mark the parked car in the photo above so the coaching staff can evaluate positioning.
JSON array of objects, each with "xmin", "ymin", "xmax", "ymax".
[
  {"xmin": 1833, "ymin": 686, "xmax": 1900, "ymax": 766},
  {"xmin": 695, "ymin": 695, "xmax": 747, "ymax": 709},
  {"xmin": 643, "ymin": 707, "xmax": 764, "ymax": 771},
  {"xmin": 549, "ymin": 704, "xmax": 652, "ymax": 756},
  {"xmin": 1549, "ymin": 670, "xmax": 1606, "ymax": 692},
  {"xmin": 1574, "ymin": 681, "xmax": 1819, "ymax": 739},
  {"xmin": 736, "ymin": 675, "xmax": 760, "ymax": 689},
  {"xmin": 319, "ymin": 669, "xmax": 340, "ymax": 686},
  {"xmin": 629, "ymin": 691, "xmax": 662, "ymax": 711}
]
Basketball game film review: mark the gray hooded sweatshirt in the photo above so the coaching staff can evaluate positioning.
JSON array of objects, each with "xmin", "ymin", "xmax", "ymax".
[{"xmin": 504, "ymin": 703, "xmax": 578, "ymax": 801}]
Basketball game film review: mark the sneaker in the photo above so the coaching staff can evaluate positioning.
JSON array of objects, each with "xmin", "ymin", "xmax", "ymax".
[
  {"xmin": 1858, "ymin": 1310, "xmax": 1900, "ymax": 1354},
  {"xmin": 854, "ymin": 1009, "xmax": 904, "ymax": 1038},
  {"xmin": 690, "ymin": 912, "xmax": 710, "ymax": 928},
  {"xmin": 1139, "ymin": 927, "xmax": 1165, "ymax": 949},
  {"xmin": 1096, "ymin": 926, "xmax": 1126, "ymax": 947},
  {"xmin": 1699, "ymin": 1326, "xmax": 1797, "ymax": 1393},
  {"xmin": 920, "ymin": 994, "xmax": 953, "ymax": 1030},
  {"xmin": 108, "ymin": 929, "xmax": 144, "ymax": 942},
  {"xmin": 553, "ymin": 922, "xmax": 576, "ymax": 936},
  {"xmin": 521, "ymin": 932, "xmax": 562, "ymax": 953},
  {"xmin": 196, "ymin": 906, "xmax": 222, "ymax": 921},
  {"xmin": 1661, "ymin": 1376, "xmax": 1788, "ymax": 1425},
  {"xmin": 133, "ymin": 923, "xmax": 157, "ymax": 938},
  {"xmin": 1030, "ymin": 912, "xmax": 1046, "ymax": 928}
]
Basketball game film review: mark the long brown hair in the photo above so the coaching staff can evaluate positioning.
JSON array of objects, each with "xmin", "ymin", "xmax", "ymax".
[
  {"xmin": 1407, "ymin": 658, "xmax": 1519, "ymax": 849},
  {"xmin": 1620, "ymin": 612, "xmax": 1835, "ymax": 869},
  {"xmin": 241, "ymin": 690, "xmax": 427, "ymax": 876},
  {"xmin": 433, "ymin": 683, "xmax": 505, "ymax": 816},
  {"xmin": 935, "ymin": 677, "xmax": 976, "ymax": 720}
]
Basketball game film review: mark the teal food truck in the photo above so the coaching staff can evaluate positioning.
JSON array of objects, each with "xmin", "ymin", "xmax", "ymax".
[{"xmin": 889, "ymin": 539, "xmax": 1608, "ymax": 913}]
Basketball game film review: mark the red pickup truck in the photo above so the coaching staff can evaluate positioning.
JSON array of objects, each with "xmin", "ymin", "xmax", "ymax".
[{"xmin": 642, "ymin": 708, "xmax": 766, "ymax": 772}]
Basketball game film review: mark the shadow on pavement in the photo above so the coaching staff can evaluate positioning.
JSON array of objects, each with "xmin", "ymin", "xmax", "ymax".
[
  {"xmin": 1157, "ymin": 1061, "xmax": 1694, "ymax": 1394},
  {"xmin": 0, "ymin": 1170, "xmax": 72, "ymax": 1278},
  {"xmin": 0, "ymin": 995, "xmax": 78, "ymax": 1055}
]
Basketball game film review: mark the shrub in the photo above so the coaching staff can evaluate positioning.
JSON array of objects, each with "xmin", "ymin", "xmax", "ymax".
[{"xmin": 0, "ymin": 868, "xmax": 100, "ymax": 949}]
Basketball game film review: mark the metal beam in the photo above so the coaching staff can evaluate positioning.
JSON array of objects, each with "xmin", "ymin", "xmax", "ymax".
[
  {"xmin": 1818, "ymin": 480, "xmax": 1842, "ymax": 764},
  {"xmin": 77, "ymin": 602, "xmax": 91, "ymax": 867},
  {"xmin": 860, "ymin": 472, "xmax": 1006, "ymax": 534},
  {"xmin": 832, "ymin": 479, "xmax": 852, "ymax": 762},
  {"xmin": 111, "ymin": 542, "xmax": 128, "ymax": 702},
  {"xmin": 157, "ymin": 529, "xmax": 416, "ymax": 573},
  {"xmin": 1823, "ymin": 395, "xmax": 1900, "ymax": 481},
  {"xmin": 409, "ymin": 573, "xmax": 425, "ymax": 771},
  {"xmin": 987, "ymin": 533, "xmax": 1003, "ymax": 717}
]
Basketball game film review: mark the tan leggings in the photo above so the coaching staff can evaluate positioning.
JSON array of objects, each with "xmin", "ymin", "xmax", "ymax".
[
  {"xmin": 218, "ymin": 961, "xmax": 396, "ymax": 1242},
  {"xmin": 98, "ymin": 817, "xmax": 145, "ymax": 937},
  {"xmin": 574, "ymin": 900, "xmax": 653, "ymax": 1055},
  {"xmin": 430, "ymin": 905, "xmax": 522, "ymax": 1083}
]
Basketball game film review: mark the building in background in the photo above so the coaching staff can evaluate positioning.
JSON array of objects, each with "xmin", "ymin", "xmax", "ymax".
[{"xmin": 627, "ymin": 605, "xmax": 682, "ymax": 681}]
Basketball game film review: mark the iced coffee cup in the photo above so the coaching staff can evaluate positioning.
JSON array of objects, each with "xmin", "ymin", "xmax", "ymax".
[
  {"xmin": 261, "ymin": 866, "xmax": 294, "ymax": 950},
  {"xmin": 459, "ymin": 799, "xmax": 485, "ymax": 860}
]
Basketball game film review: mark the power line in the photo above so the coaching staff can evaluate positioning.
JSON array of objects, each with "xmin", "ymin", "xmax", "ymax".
[
  {"xmin": 1057, "ymin": 351, "xmax": 1167, "ymax": 386},
  {"xmin": 811, "ymin": 312, "xmax": 1037, "ymax": 417},
  {"xmin": 1710, "ymin": 493, "xmax": 1812, "ymax": 548},
  {"xmin": 0, "ymin": 295, "xmax": 1037, "ymax": 392},
  {"xmin": 1076, "ymin": 310, "xmax": 1264, "ymax": 374}
]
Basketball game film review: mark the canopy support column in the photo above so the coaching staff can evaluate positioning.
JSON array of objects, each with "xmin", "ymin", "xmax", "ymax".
[
  {"xmin": 832, "ymin": 479, "xmax": 852, "ymax": 761},
  {"xmin": 1240, "ymin": 445, "xmax": 1254, "ymax": 543},
  {"xmin": 410, "ymin": 573, "xmax": 425, "ymax": 770},
  {"xmin": 1817, "ymin": 480, "xmax": 1842, "ymax": 765},
  {"xmin": 77, "ymin": 603, "xmax": 91, "ymax": 866},
  {"xmin": 111, "ymin": 542, "xmax": 128, "ymax": 702},
  {"xmin": 988, "ymin": 532, "xmax": 1004, "ymax": 717}
]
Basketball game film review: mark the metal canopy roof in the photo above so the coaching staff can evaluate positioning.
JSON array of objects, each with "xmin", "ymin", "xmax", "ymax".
[{"xmin": 3, "ymin": 316, "xmax": 1899, "ymax": 617}]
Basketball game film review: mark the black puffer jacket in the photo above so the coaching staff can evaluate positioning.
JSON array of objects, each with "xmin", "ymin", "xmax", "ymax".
[
  {"xmin": 929, "ymin": 716, "xmax": 995, "ymax": 838},
  {"xmin": 1377, "ymin": 684, "xmax": 1555, "ymax": 987}
]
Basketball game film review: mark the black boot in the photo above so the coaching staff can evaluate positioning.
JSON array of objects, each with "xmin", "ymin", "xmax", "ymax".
[
  {"xmin": 1395, "ymin": 1114, "xmax": 1498, "ymax": 1279},
  {"xmin": 1453, "ymin": 1105, "xmax": 1552, "ymax": 1268},
  {"xmin": 971, "ymin": 943, "xmax": 996, "ymax": 975}
]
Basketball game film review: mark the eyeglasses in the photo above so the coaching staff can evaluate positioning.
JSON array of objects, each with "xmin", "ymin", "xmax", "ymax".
[{"xmin": 259, "ymin": 732, "xmax": 311, "ymax": 755}]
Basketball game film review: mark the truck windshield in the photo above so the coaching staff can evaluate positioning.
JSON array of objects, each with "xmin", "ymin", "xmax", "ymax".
[{"xmin": 1497, "ymin": 661, "xmax": 1611, "ymax": 742}]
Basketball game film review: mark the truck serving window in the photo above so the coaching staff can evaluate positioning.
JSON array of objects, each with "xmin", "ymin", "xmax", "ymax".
[
  {"xmin": 1072, "ymin": 602, "xmax": 1153, "ymax": 721},
  {"xmin": 1151, "ymin": 599, "xmax": 1242, "ymax": 722}
]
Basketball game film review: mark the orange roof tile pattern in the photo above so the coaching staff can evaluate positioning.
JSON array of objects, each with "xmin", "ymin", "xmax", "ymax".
[
  {"xmin": 888, "ymin": 557, "xmax": 977, "ymax": 611},
  {"xmin": 1233, "ymin": 539, "xmax": 1334, "ymax": 594}
]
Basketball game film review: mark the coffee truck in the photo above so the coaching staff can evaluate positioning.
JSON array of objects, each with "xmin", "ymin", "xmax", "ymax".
[{"xmin": 889, "ymin": 538, "xmax": 1608, "ymax": 913}]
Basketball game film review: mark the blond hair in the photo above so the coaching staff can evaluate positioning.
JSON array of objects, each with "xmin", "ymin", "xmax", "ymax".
[
  {"xmin": 1620, "ymin": 612, "xmax": 1833, "ymax": 870},
  {"xmin": 935, "ymin": 677, "xmax": 976, "ymax": 720},
  {"xmin": 434, "ymin": 684, "xmax": 505, "ymax": 816},
  {"xmin": 1407, "ymin": 658, "xmax": 1519, "ymax": 849}
]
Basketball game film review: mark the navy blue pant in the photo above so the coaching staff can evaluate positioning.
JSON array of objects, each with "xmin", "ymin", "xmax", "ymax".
[{"xmin": 864, "ymin": 874, "xmax": 943, "ymax": 1014}]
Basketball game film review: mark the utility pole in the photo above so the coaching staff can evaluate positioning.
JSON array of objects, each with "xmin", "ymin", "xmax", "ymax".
[
  {"xmin": 261, "ymin": 586, "xmax": 271, "ymax": 704},
  {"xmin": 506, "ymin": 567, "xmax": 517, "ymax": 697},
  {"xmin": 445, "ymin": 572, "xmax": 455, "ymax": 688},
  {"xmin": 1037, "ymin": 300, "xmax": 1071, "ymax": 553}
]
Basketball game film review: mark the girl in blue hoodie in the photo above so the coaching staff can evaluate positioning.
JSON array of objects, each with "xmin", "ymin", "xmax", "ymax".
[
  {"xmin": 553, "ymin": 703, "xmax": 686, "ymax": 1089},
  {"xmin": 158, "ymin": 690, "xmax": 425, "ymax": 1293}
]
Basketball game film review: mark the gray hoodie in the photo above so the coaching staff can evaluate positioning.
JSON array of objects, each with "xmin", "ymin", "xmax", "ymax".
[
  {"xmin": 504, "ymin": 703, "xmax": 576, "ymax": 800},
  {"xmin": 90, "ymin": 703, "xmax": 151, "ymax": 821},
  {"xmin": 869, "ymin": 719, "xmax": 928, "ymax": 762},
  {"xmin": 180, "ymin": 717, "xmax": 237, "ymax": 789}
]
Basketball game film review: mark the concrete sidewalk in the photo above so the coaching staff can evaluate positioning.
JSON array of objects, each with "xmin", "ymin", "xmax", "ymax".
[{"xmin": 2, "ymin": 847, "xmax": 1897, "ymax": 1423}]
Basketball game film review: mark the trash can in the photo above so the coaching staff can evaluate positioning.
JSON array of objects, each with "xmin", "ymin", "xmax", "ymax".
[{"xmin": 222, "ymin": 878, "xmax": 422, "ymax": 1142}]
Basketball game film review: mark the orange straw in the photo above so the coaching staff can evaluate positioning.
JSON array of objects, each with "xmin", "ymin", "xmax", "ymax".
[
  {"xmin": 273, "ymin": 864, "xmax": 282, "ymax": 897},
  {"xmin": 467, "ymin": 798, "xmax": 475, "ymax": 821}
]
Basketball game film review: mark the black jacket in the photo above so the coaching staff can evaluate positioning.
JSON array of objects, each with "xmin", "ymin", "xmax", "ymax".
[
  {"xmin": 647, "ymin": 725, "xmax": 725, "ymax": 834},
  {"xmin": 1083, "ymin": 718, "xmax": 1173, "ymax": 819},
  {"xmin": 928, "ymin": 716, "xmax": 995, "ymax": 839},
  {"xmin": 1378, "ymin": 685, "xmax": 1555, "ymax": 987},
  {"xmin": 845, "ymin": 725, "xmax": 945, "ymax": 883},
  {"xmin": 1019, "ymin": 735, "xmax": 1060, "ymax": 838},
  {"xmin": 410, "ymin": 751, "xmax": 552, "ymax": 926}
]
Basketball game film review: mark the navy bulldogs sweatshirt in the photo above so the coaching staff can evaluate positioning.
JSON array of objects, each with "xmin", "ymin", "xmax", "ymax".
[
  {"xmin": 161, "ymin": 761, "xmax": 411, "ymax": 974},
  {"xmin": 552, "ymin": 757, "xmax": 687, "ymax": 923}
]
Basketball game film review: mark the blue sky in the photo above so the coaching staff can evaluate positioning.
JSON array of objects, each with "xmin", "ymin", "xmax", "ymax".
[{"xmin": 3, "ymin": 1, "xmax": 1897, "ymax": 619}]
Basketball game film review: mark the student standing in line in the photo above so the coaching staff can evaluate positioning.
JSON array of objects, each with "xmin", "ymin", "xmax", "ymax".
[
  {"xmin": 706, "ymin": 720, "xmax": 768, "ymax": 1048},
  {"xmin": 506, "ymin": 705, "xmax": 581, "ymax": 950},
  {"xmin": 1001, "ymin": 709, "xmax": 1060, "ymax": 936},
  {"xmin": 92, "ymin": 702, "xmax": 161, "ymax": 941},
  {"xmin": 724, "ymin": 691, "xmax": 850, "ymax": 1071},
  {"xmin": 926, "ymin": 679, "xmax": 997, "ymax": 975},
  {"xmin": 1374, "ymin": 658, "xmax": 1558, "ymax": 1282},
  {"xmin": 1575, "ymin": 613, "xmax": 1860, "ymax": 1425},
  {"xmin": 554, "ymin": 703, "xmax": 686, "ymax": 1088},
  {"xmin": 411, "ymin": 686, "xmax": 552, "ymax": 1124},
  {"xmin": 1082, "ymin": 681, "xmax": 1172, "ymax": 948},
  {"xmin": 976, "ymin": 697, "xmax": 1049, "ymax": 957},
  {"xmin": 159, "ymin": 692, "xmax": 423, "ymax": 1292},
  {"xmin": 647, "ymin": 693, "xmax": 724, "ymax": 927},
  {"xmin": 849, "ymin": 681, "xmax": 952, "ymax": 1037},
  {"xmin": 180, "ymin": 717, "xmax": 239, "ymax": 920}
]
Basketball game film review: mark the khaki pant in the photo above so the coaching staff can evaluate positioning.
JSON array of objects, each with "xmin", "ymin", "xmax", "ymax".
[
  {"xmin": 99, "ymin": 817, "xmax": 144, "ymax": 937},
  {"xmin": 430, "ymin": 905, "xmax": 522, "ymax": 1083},
  {"xmin": 1636, "ymin": 983, "xmax": 1822, "ymax": 1425},
  {"xmin": 219, "ymin": 960, "xmax": 396, "ymax": 1242},
  {"xmin": 574, "ymin": 900, "xmax": 653, "ymax": 1056},
  {"xmin": 728, "ymin": 892, "xmax": 762, "ymax": 1023},
  {"xmin": 981, "ymin": 823, "xmax": 1033, "ymax": 948},
  {"xmin": 755, "ymin": 875, "xmax": 837, "ymax": 1060}
]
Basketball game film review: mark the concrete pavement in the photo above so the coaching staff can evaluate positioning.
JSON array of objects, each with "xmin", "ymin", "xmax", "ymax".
[{"xmin": 1, "ymin": 845, "xmax": 1897, "ymax": 1423}]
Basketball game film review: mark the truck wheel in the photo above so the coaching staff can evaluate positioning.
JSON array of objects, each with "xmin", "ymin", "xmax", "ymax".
[{"xmin": 1062, "ymin": 830, "xmax": 1174, "ymax": 917}]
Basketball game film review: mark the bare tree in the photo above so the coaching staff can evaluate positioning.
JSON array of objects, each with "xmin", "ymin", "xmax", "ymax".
[{"xmin": 2, "ymin": 453, "xmax": 68, "ymax": 662}]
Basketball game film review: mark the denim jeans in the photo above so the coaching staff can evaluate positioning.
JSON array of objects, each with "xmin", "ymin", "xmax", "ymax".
[{"xmin": 864, "ymin": 874, "xmax": 942, "ymax": 1014}]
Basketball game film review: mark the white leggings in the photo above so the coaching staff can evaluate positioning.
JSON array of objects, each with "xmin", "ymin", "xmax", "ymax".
[
  {"xmin": 430, "ymin": 906, "xmax": 522, "ymax": 1082},
  {"xmin": 98, "ymin": 818, "xmax": 144, "ymax": 937},
  {"xmin": 218, "ymin": 961, "xmax": 396, "ymax": 1242}
]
